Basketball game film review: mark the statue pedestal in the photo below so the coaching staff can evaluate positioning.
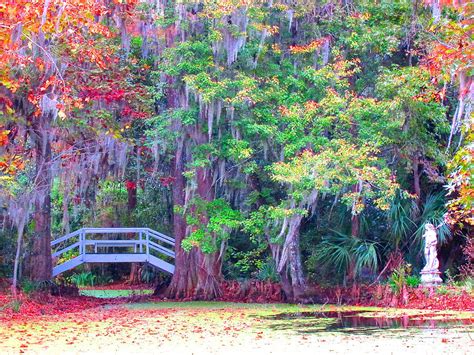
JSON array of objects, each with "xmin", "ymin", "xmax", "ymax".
[{"xmin": 420, "ymin": 270, "xmax": 443, "ymax": 287}]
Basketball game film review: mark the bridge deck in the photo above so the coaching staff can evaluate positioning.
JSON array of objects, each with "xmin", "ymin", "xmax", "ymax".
[{"xmin": 51, "ymin": 228, "xmax": 175, "ymax": 277}]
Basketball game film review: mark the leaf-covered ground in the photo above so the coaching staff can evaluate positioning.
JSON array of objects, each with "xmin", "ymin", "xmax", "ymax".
[{"xmin": 1, "ymin": 300, "xmax": 473, "ymax": 354}]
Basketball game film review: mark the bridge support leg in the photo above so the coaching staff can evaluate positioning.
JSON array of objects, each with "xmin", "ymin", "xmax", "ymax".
[
  {"xmin": 139, "ymin": 232, "xmax": 143, "ymax": 253},
  {"xmin": 146, "ymin": 231, "xmax": 149, "ymax": 261}
]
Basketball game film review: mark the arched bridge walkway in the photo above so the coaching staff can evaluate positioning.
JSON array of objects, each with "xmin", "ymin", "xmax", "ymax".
[{"xmin": 51, "ymin": 228, "xmax": 175, "ymax": 277}]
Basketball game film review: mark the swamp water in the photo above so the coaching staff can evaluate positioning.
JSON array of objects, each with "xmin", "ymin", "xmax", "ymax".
[{"xmin": 260, "ymin": 310, "xmax": 474, "ymax": 334}]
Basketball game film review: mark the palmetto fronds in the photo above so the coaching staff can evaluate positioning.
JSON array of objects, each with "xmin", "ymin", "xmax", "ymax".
[
  {"xmin": 414, "ymin": 192, "xmax": 451, "ymax": 246},
  {"xmin": 315, "ymin": 230, "xmax": 380, "ymax": 279},
  {"xmin": 386, "ymin": 192, "xmax": 418, "ymax": 249}
]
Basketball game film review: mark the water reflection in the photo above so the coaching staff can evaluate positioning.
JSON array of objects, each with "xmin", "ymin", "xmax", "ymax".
[{"xmin": 260, "ymin": 311, "xmax": 474, "ymax": 334}]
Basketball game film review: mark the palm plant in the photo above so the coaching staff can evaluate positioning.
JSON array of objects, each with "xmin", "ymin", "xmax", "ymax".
[
  {"xmin": 314, "ymin": 230, "xmax": 380, "ymax": 282},
  {"xmin": 413, "ymin": 192, "xmax": 451, "ymax": 246},
  {"xmin": 386, "ymin": 191, "xmax": 418, "ymax": 249}
]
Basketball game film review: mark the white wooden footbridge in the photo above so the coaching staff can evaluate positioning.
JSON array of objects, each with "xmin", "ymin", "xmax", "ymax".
[{"xmin": 51, "ymin": 228, "xmax": 175, "ymax": 277}]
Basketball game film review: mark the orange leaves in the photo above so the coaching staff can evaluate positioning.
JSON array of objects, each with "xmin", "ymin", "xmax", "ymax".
[
  {"xmin": 290, "ymin": 37, "xmax": 330, "ymax": 54},
  {"xmin": 304, "ymin": 100, "xmax": 319, "ymax": 112},
  {"xmin": 423, "ymin": 0, "xmax": 470, "ymax": 7},
  {"xmin": 423, "ymin": 1, "xmax": 472, "ymax": 81},
  {"xmin": 0, "ymin": 129, "xmax": 9, "ymax": 147},
  {"xmin": 0, "ymin": 156, "xmax": 25, "ymax": 175},
  {"xmin": 278, "ymin": 105, "xmax": 291, "ymax": 117}
]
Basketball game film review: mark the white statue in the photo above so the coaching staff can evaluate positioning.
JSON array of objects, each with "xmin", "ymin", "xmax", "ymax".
[
  {"xmin": 421, "ymin": 223, "xmax": 439, "ymax": 272},
  {"xmin": 420, "ymin": 223, "xmax": 443, "ymax": 286}
]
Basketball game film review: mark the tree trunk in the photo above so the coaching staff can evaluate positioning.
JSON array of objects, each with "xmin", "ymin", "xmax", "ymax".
[
  {"xmin": 287, "ymin": 218, "xmax": 306, "ymax": 301},
  {"xmin": 127, "ymin": 179, "xmax": 140, "ymax": 284},
  {"xmin": 192, "ymin": 163, "xmax": 223, "ymax": 300},
  {"xmin": 278, "ymin": 269, "xmax": 293, "ymax": 301},
  {"xmin": 351, "ymin": 214, "xmax": 360, "ymax": 238},
  {"xmin": 127, "ymin": 181, "xmax": 137, "ymax": 211},
  {"xmin": 162, "ymin": 10, "xmax": 200, "ymax": 298},
  {"xmin": 350, "ymin": 181, "xmax": 362, "ymax": 237},
  {"xmin": 12, "ymin": 215, "xmax": 26, "ymax": 296},
  {"xmin": 412, "ymin": 156, "xmax": 422, "ymax": 205},
  {"xmin": 277, "ymin": 215, "xmax": 306, "ymax": 302},
  {"xmin": 194, "ymin": 251, "xmax": 222, "ymax": 300},
  {"xmin": 165, "ymin": 139, "xmax": 198, "ymax": 298},
  {"xmin": 30, "ymin": 115, "xmax": 52, "ymax": 281}
]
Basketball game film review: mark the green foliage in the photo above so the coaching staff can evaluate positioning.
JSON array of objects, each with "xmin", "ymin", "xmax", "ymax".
[
  {"xmin": 386, "ymin": 191, "xmax": 417, "ymax": 249},
  {"xmin": 20, "ymin": 280, "xmax": 54, "ymax": 295},
  {"xmin": 140, "ymin": 266, "xmax": 158, "ymax": 284},
  {"xmin": 0, "ymin": 0, "xmax": 468, "ymax": 294},
  {"xmin": 414, "ymin": 193, "xmax": 451, "ymax": 246},
  {"xmin": 454, "ymin": 277, "xmax": 474, "ymax": 295},
  {"xmin": 0, "ymin": 299, "xmax": 22, "ymax": 313},
  {"xmin": 95, "ymin": 274, "xmax": 113, "ymax": 286},
  {"xmin": 257, "ymin": 259, "xmax": 280, "ymax": 283},
  {"xmin": 182, "ymin": 198, "xmax": 242, "ymax": 254},
  {"xmin": 388, "ymin": 267, "xmax": 407, "ymax": 295},
  {"xmin": 405, "ymin": 275, "xmax": 421, "ymax": 288},
  {"xmin": 271, "ymin": 141, "xmax": 399, "ymax": 213},
  {"xmin": 71, "ymin": 272, "xmax": 97, "ymax": 287},
  {"xmin": 313, "ymin": 231, "xmax": 380, "ymax": 281},
  {"xmin": 436, "ymin": 285, "xmax": 450, "ymax": 296},
  {"xmin": 388, "ymin": 264, "xmax": 419, "ymax": 294}
]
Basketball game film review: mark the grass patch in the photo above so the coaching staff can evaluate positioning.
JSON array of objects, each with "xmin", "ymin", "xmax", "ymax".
[{"xmin": 79, "ymin": 289, "xmax": 153, "ymax": 298}]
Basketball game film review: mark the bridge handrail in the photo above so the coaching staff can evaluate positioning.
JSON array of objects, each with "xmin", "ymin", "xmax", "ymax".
[
  {"xmin": 81, "ymin": 227, "xmax": 149, "ymax": 234},
  {"xmin": 52, "ymin": 228, "xmax": 174, "ymax": 244},
  {"xmin": 147, "ymin": 231, "xmax": 175, "ymax": 246},
  {"xmin": 51, "ymin": 229, "xmax": 83, "ymax": 246},
  {"xmin": 51, "ymin": 227, "xmax": 175, "ymax": 266},
  {"xmin": 146, "ymin": 228, "xmax": 174, "ymax": 239},
  {"xmin": 52, "ymin": 241, "xmax": 80, "ymax": 258},
  {"xmin": 148, "ymin": 241, "xmax": 175, "ymax": 258},
  {"xmin": 83, "ymin": 239, "xmax": 145, "ymax": 245}
]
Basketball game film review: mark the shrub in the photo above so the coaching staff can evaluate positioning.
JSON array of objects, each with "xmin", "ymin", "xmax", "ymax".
[
  {"xmin": 436, "ymin": 285, "xmax": 450, "ymax": 295},
  {"xmin": 453, "ymin": 277, "xmax": 474, "ymax": 295},
  {"xmin": 405, "ymin": 275, "xmax": 421, "ymax": 288},
  {"xmin": 71, "ymin": 272, "xmax": 96, "ymax": 287},
  {"xmin": 141, "ymin": 266, "xmax": 156, "ymax": 284},
  {"xmin": 257, "ymin": 259, "xmax": 279, "ymax": 282},
  {"xmin": 388, "ymin": 264, "xmax": 419, "ymax": 293},
  {"xmin": 96, "ymin": 274, "xmax": 113, "ymax": 285},
  {"xmin": 21, "ymin": 280, "xmax": 54, "ymax": 294},
  {"xmin": 460, "ymin": 238, "xmax": 474, "ymax": 277},
  {"xmin": 388, "ymin": 267, "xmax": 406, "ymax": 294}
]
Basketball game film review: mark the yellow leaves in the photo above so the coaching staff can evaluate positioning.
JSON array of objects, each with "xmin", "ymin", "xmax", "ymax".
[
  {"xmin": 270, "ymin": 140, "xmax": 398, "ymax": 212},
  {"xmin": 271, "ymin": 44, "xmax": 281, "ymax": 54},
  {"xmin": 253, "ymin": 23, "xmax": 279, "ymax": 35},
  {"xmin": 1, "ymin": 78, "xmax": 20, "ymax": 93},
  {"xmin": 106, "ymin": 128, "xmax": 123, "ymax": 140}
]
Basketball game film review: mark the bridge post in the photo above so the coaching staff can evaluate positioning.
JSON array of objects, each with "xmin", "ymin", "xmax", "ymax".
[
  {"xmin": 139, "ymin": 231, "xmax": 143, "ymax": 253},
  {"xmin": 80, "ymin": 230, "xmax": 85, "ymax": 258},
  {"xmin": 145, "ymin": 231, "xmax": 149, "ymax": 261}
]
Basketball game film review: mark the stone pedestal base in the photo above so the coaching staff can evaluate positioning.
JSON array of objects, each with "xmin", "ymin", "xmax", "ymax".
[{"xmin": 420, "ymin": 270, "xmax": 442, "ymax": 287}]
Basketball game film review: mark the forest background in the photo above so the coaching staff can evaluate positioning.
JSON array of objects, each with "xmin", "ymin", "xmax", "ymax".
[{"xmin": 0, "ymin": 0, "xmax": 472, "ymax": 302}]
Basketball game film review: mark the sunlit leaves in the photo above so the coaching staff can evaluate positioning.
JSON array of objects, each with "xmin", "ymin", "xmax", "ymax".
[{"xmin": 271, "ymin": 140, "xmax": 398, "ymax": 213}]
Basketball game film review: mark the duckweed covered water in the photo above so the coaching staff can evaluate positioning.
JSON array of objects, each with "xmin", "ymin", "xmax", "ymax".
[{"xmin": 261, "ymin": 310, "xmax": 474, "ymax": 334}]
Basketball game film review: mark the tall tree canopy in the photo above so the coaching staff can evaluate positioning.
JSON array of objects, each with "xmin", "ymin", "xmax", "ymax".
[{"xmin": 0, "ymin": 0, "xmax": 472, "ymax": 300}]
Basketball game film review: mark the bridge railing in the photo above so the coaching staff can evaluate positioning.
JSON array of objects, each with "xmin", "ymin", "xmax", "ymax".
[{"xmin": 51, "ymin": 227, "xmax": 175, "ymax": 269}]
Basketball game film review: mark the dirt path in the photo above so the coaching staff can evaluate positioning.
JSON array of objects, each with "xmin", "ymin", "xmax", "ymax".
[{"xmin": 1, "ymin": 303, "xmax": 473, "ymax": 354}]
